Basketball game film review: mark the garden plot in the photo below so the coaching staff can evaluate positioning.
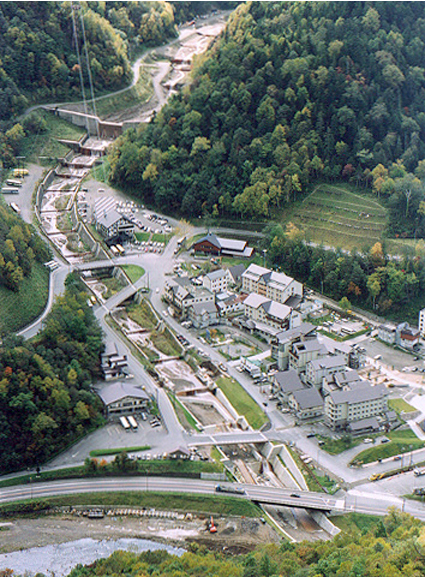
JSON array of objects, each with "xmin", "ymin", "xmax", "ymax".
[{"xmin": 85, "ymin": 275, "xmax": 127, "ymax": 302}]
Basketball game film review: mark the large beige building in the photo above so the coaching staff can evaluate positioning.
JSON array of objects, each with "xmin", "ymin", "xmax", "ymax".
[
  {"xmin": 324, "ymin": 383, "xmax": 388, "ymax": 430},
  {"xmin": 244, "ymin": 293, "xmax": 295, "ymax": 330},
  {"xmin": 242, "ymin": 264, "xmax": 303, "ymax": 304}
]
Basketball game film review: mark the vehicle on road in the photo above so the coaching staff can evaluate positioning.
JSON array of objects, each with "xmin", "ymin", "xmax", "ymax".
[
  {"xmin": 215, "ymin": 484, "xmax": 245, "ymax": 495},
  {"xmin": 414, "ymin": 467, "xmax": 425, "ymax": 476},
  {"xmin": 290, "ymin": 493, "xmax": 301, "ymax": 498}
]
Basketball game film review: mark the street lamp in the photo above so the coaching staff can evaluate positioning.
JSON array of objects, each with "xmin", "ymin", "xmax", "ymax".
[{"xmin": 262, "ymin": 249, "xmax": 267, "ymax": 268}]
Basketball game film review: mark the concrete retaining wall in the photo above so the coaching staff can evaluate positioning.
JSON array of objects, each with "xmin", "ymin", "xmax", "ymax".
[
  {"xmin": 278, "ymin": 445, "xmax": 309, "ymax": 491},
  {"xmin": 270, "ymin": 455, "xmax": 300, "ymax": 489},
  {"xmin": 311, "ymin": 511, "xmax": 341, "ymax": 536}
]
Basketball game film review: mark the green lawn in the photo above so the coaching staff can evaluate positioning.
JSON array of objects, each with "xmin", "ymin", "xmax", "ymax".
[
  {"xmin": 121, "ymin": 264, "xmax": 145, "ymax": 284},
  {"xmin": 167, "ymin": 392, "xmax": 201, "ymax": 432},
  {"xmin": 102, "ymin": 276, "xmax": 126, "ymax": 299},
  {"xmin": 0, "ymin": 262, "xmax": 49, "ymax": 333},
  {"xmin": 151, "ymin": 232, "xmax": 171, "ymax": 244},
  {"xmin": 388, "ymin": 398, "xmax": 416, "ymax": 415},
  {"xmin": 216, "ymin": 376, "xmax": 268, "ymax": 430},
  {"xmin": 21, "ymin": 110, "xmax": 86, "ymax": 163},
  {"xmin": 91, "ymin": 62, "xmax": 153, "ymax": 119},
  {"xmin": 90, "ymin": 446, "xmax": 150, "ymax": 457},
  {"xmin": 351, "ymin": 429, "xmax": 425, "ymax": 466},
  {"xmin": 316, "ymin": 434, "xmax": 363, "ymax": 455},
  {"xmin": 135, "ymin": 232, "xmax": 151, "ymax": 242}
]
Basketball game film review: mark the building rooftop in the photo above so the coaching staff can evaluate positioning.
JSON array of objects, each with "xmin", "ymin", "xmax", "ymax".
[
  {"xmin": 275, "ymin": 323, "xmax": 316, "ymax": 344},
  {"xmin": 308, "ymin": 354, "xmax": 347, "ymax": 371},
  {"xmin": 96, "ymin": 383, "xmax": 149, "ymax": 406},
  {"xmin": 328, "ymin": 383, "xmax": 387, "ymax": 406},
  {"xmin": 274, "ymin": 369, "xmax": 305, "ymax": 393},
  {"xmin": 190, "ymin": 301, "xmax": 217, "ymax": 315},
  {"xmin": 348, "ymin": 416, "xmax": 380, "ymax": 431},
  {"xmin": 291, "ymin": 387, "xmax": 323, "ymax": 410},
  {"xmin": 245, "ymin": 293, "xmax": 291, "ymax": 321},
  {"xmin": 205, "ymin": 268, "xmax": 228, "ymax": 281},
  {"xmin": 292, "ymin": 338, "xmax": 327, "ymax": 355},
  {"xmin": 228, "ymin": 263, "xmax": 246, "ymax": 282},
  {"xmin": 242, "ymin": 263, "xmax": 296, "ymax": 289}
]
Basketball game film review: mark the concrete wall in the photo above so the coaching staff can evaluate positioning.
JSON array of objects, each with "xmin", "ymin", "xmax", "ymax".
[
  {"xmin": 278, "ymin": 445, "xmax": 309, "ymax": 491},
  {"xmin": 46, "ymin": 107, "xmax": 123, "ymax": 138}
]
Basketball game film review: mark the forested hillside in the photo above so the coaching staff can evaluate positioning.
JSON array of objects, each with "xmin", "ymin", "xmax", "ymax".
[
  {"xmin": 108, "ymin": 2, "xmax": 425, "ymax": 237},
  {"xmin": 0, "ymin": 273, "xmax": 104, "ymax": 473},
  {"xmin": 64, "ymin": 509, "xmax": 424, "ymax": 577},
  {"xmin": 0, "ymin": 204, "xmax": 50, "ymax": 292}
]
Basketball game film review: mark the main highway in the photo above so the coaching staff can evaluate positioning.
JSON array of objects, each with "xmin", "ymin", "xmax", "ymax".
[
  {"xmin": 0, "ymin": 476, "xmax": 354, "ymax": 515},
  {"xmin": 3, "ymin": 476, "xmax": 425, "ymax": 521}
]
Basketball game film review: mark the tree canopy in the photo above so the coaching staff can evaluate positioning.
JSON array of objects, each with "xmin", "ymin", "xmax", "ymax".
[
  {"xmin": 107, "ymin": 1, "xmax": 425, "ymax": 235},
  {"xmin": 0, "ymin": 273, "xmax": 104, "ymax": 473},
  {"xmin": 61, "ymin": 509, "xmax": 425, "ymax": 577}
]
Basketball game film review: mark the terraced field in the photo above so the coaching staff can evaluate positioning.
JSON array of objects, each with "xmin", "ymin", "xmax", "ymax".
[{"xmin": 289, "ymin": 184, "xmax": 388, "ymax": 251}]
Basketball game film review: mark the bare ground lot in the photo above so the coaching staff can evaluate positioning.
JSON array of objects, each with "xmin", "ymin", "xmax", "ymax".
[{"xmin": 0, "ymin": 514, "xmax": 279, "ymax": 555}]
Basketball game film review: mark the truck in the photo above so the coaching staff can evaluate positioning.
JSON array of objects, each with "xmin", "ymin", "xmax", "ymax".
[
  {"xmin": 215, "ymin": 484, "xmax": 245, "ymax": 495},
  {"xmin": 414, "ymin": 467, "xmax": 425, "ymax": 477}
]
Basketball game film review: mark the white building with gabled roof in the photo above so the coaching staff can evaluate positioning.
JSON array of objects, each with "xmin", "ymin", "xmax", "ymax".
[
  {"xmin": 306, "ymin": 354, "xmax": 347, "ymax": 389},
  {"xmin": 203, "ymin": 268, "xmax": 230, "ymax": 293},
  {"xmin": 242, "ymin": 264, "xmax": 303, "ymax": 304},
  {"xmin": 244, "ymin": 292, "xmax": 295, "ymax": 330}
]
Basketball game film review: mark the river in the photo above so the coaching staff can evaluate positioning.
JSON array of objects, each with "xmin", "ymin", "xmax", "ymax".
[{"xmin": 0, "ymin": 537, "xmax": 185, "ymax": 577}]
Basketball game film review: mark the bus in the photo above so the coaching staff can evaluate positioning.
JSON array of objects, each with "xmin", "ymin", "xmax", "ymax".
[
  {"xmin": 12, "ymin": 168, "xmax": 28, "ymax": 178},
  {"xmin": 116, "ymin": 244, "xmax": 126, "ymax": 256},
  {"xmin": 119, "ymin": 416, "xmax": 130, "ymax": 430},
  {"xmin": 127, "ymin": 415, "xmax": 138, "ymax": 430},
  {"xmin": 1, "ymin": 187, "xmax": 19, "ymax": 195},
  {"xmin": 110, "ymin": 245, "xmax": 119, "ymax": 257},
  {"xmin": 10, "ymin": 202, "xmax": 20, "ymax": 214},
  {"xmin": 6, "ymin": 179, "xmax": 22, "ymax": 187}
]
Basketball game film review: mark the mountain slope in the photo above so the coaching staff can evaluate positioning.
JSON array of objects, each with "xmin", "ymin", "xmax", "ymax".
[{"xmin": 108, "ymin": 1, "xmax": 425, "ymax": 226}]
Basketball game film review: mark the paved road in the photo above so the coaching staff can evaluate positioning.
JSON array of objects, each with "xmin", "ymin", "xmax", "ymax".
[
  {"xmin": 3, "ymin": 475, "xmax": 425, "ymax": 521},
  {"xmin": 0, "ymin": 477, "xmax": 342, "ymax": 515}
]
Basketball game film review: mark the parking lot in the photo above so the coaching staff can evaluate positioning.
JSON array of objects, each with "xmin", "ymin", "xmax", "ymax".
[{"xmin": 362, "ymin": 337, "xmax": 424, "ymax": 371}]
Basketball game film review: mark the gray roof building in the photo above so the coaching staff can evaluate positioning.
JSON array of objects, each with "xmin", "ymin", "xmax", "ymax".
[{"xmin": 291, "ymin": 387, "xmax": 323, "ymax": 410}]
